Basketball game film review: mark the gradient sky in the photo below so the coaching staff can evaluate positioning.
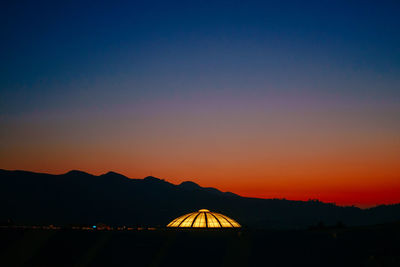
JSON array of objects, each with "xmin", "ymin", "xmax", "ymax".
[{"xmin": 1, "ymin": 0, "xmax": 399, "ymax": 207}]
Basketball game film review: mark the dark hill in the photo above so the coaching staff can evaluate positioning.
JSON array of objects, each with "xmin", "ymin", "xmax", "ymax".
[{"xmin": 0, "ymin": 169, "xmax": 399, "ymax": 228}]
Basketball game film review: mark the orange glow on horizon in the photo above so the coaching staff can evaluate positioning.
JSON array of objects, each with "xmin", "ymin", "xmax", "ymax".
[
  {"xmin": 3, "ymin": 164, "xmax": 398, "ymax": 208},
  {"xmin": 1, "ymin": 106, "xmax": 399, "ymax": 208}
]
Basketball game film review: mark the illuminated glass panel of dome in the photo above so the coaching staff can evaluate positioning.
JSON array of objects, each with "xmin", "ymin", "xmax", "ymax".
[
  {"xmin": 166, "ymin": 209, "xmax": 241, "ymax": 229},
  {"xmin": 192, "ymin": 212, "xmax": 206, "ymax": 227},
  {"xmin": 179, "ymin": 213, "xmax": 198, "ymax": 227},
  {"xmin": 219, "ymin": 214, "xmax": 241, "ymax": 227},
  {"xmin": 213, "ymin": 214, "xmax": 232, "ymax": 227},
  {"xmin": 167, "ymin": 213, "xmax": 195, "ymax": 227},
  {"xmin": 206, "ymin": 213, "xmax": 221, "ymax": 228}
]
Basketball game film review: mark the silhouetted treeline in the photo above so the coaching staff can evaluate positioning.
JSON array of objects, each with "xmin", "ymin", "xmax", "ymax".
[{"xmin": 1, "ymin": 169, "xmax": 400, "ymax": 228}]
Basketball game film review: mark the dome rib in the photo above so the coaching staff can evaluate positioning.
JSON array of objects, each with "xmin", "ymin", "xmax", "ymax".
[
  {"xmin": 176, "ymin": 213, "xmax": 195, "ymax": 227},
  {"xmin": 209, "ymin": 213, "xmax": 223, "ymax": 228},
  {"xmin": 218, "ymin": 214, "xmax": 234, "ymax": 227},
  {"xmin": 167, "ymin": 209, "xmax": 241, "ymax": 228},
  {"xmin": 190, "ymin": 213, "xmax": 201, "ymax": 227}
]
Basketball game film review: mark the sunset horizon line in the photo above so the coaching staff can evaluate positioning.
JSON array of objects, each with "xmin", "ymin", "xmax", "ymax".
[{"xmin": 2, "ymin": 168, "xmax": 398, "ymax": 209}]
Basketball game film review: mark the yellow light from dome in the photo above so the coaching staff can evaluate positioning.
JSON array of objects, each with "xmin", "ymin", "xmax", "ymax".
[{"xmin": 166, "ymin": 209, "xmax": 241, "ymax": 228}]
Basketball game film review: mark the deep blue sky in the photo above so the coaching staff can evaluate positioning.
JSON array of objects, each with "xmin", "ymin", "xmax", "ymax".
[
  {"xmin": 1, "ymin": 0, "xmax": 400, "ymax": 206},
  {"xmin": 2, "ymin": 0, "xmax": 399, "ymax": 114}
]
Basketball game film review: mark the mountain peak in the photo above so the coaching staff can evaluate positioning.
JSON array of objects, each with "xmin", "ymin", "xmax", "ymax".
[
  {"xmin": 65, "ymin": 170, "xmax": 91, "ymax": 176},
  {"xmin": 178, "ymin": 181, "xmax": 201, "ymax": 190},
  {"xmin": 1, "ymin": 169, "xmax": 400, "ymax": 229},
  {"xmin": 144, "ymin": 176, "xmax": 164, "ymax": 182},
  {"xmin": 102, "ymin": 171, "xmax": 127, "ymax": 179}
]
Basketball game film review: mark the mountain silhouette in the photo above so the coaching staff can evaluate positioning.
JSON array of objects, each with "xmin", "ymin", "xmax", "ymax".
[{"xmin": 1, "ymin": 169, "xmax": 399, "ymax": 228}]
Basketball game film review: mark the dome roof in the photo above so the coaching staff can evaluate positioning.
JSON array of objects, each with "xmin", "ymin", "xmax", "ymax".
[{"xmin": 167, "ymin": 209, "xmax": 241, "ymax": 228}]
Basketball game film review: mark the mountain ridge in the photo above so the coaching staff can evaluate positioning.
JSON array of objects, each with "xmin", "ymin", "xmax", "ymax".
[{"xmin": 1, "ymin": 169, "xmax": 399, "ymax": 228}]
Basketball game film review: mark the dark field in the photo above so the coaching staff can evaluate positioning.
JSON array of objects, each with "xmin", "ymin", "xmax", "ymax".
[{"xmin": 1, "ymin": 224, "xmax": 399, "ymax": 267}]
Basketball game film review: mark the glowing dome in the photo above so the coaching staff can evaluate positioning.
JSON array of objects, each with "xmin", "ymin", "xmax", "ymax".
[{"xmin": 167, "ymin": 209, "xmax": 241, "ymax": 228}]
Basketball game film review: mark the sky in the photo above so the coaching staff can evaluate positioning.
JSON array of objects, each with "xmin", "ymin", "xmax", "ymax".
[{"xmin": 1, "ymin": 0, "xmax": 399, "ymax": 207}]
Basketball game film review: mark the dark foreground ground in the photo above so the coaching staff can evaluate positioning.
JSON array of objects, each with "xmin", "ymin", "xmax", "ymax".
[{"xmin": 1, "ymin": 223, "xmax": 399, "ymax": 267}]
